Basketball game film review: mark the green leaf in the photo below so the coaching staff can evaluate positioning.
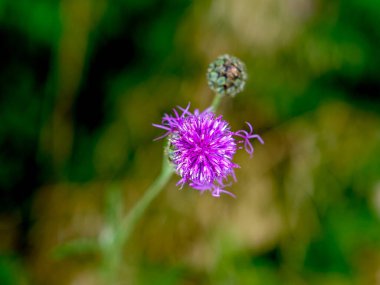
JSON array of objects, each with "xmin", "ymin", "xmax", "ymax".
[{"xmin": 52, "ymin": 238, "xmax": 100, "ymax": 260}]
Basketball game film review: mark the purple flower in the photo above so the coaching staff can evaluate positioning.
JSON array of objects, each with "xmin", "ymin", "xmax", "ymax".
[{"xmin": 153, "ymin": 104, "xmax": 264, "ymax": 197}]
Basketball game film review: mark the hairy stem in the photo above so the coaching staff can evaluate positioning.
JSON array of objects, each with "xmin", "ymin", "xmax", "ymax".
[{"xmin": 117, "ymin": 156, "xmax": 173, "ymax": 245}]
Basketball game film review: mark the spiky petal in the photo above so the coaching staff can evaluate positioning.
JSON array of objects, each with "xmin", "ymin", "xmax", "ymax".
[{"xmin": 153, "ymin": 105, "xmax": 263, "ymax": 197}]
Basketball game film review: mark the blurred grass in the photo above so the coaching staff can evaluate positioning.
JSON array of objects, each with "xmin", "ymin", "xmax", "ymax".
[{"xmin": 0, "ymin": 0, "xmax": 380, "ymax": 284}]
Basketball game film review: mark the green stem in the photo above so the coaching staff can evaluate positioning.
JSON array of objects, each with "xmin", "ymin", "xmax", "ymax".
[
  {"xmin": 117, "ymin": 156, "xmax": 173, "ymax": 245},
  {"xmin": 210, "ymin": 93, "xmax": 223, "ymax": 112}
]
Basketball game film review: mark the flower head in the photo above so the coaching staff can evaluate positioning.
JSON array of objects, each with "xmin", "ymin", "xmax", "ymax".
[
  {"xmin": 153, "ymin": 105, "xmax": 264, "ymax": 197},
  {"xmin": 207, "ymin": 54, "xmax": 247, "ymax": 97}
]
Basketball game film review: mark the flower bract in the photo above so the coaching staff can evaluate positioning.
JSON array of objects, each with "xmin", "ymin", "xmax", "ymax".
[{"xmin": 207, "ymin": 54, "xmax": 247, "ymax": 97}]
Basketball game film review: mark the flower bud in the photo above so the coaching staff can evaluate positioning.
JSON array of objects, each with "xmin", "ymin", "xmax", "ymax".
[{"xmin": 207, "ymin": 54, "xmax": 247, "ymax": 97}]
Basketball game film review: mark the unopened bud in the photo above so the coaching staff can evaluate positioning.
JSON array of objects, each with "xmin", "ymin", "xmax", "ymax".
[{"xmin": 207, "ymin": 54, "xmax": 247, "ymax": 97}]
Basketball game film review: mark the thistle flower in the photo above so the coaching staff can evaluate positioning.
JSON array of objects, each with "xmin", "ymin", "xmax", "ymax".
[
  {"xmin": 207, "ymin": 54, "xmax": 247, "ymax": 97},
  {"xmin": 153, "ymin": 105, "xmax": 264, "ymax": 197}
]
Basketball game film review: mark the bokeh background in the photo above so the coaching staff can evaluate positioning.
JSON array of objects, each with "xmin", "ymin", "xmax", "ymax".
[{"xmin": 1, "ymin": 0, "xmax": 380, "ymax": 284}]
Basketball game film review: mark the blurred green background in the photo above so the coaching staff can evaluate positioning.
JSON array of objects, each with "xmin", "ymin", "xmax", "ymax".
[{"xmin": 1, "ymin": 0, "xmax": 380, "ymax": 284}]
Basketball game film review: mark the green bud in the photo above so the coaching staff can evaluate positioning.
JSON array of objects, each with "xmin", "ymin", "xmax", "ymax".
[{"xmin": 207, "ymin": 54, "xmax": 247, "ymax": 97}]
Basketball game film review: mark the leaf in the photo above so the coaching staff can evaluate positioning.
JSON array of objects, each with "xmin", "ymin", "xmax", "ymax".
[{"xmin": 52, "ymin": 238, "xmax": 100, "ymax": 261}]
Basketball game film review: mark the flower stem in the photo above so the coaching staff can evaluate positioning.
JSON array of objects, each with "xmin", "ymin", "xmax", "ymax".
[
  {"xmin": 117, "ymin": 156, "xmax": 173, "ymax": 246},
  {"xmin": 210, "ymin": 93, "xmax": 223, "ymax": 112}
]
